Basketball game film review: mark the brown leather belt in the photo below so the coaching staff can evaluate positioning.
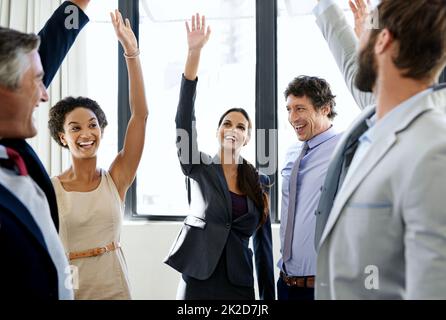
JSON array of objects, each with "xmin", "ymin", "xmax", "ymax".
[
  {"xmin": 68, "ymin": 241, "xmax": 120, "ymax": 261},
  {"xmin": 280, "ymin": 272, "xmax": 315, "ymax": 288}
]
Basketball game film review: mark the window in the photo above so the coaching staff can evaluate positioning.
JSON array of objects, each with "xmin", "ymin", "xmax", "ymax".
[
  {"xmin": 276, "ymin": 0, "xmax": 360, "ymax": 220},
  {"xmin": 135, "ymin": 0, "xmax": 256, "ymax": 217}
]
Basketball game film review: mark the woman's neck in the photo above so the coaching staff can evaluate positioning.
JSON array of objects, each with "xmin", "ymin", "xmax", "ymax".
[
  {"xmin": 219, "ymin": 148, "xmax": 242, "ymax": 166},
  {"xmin": 65, "ymin": 156, "xmax": 99, "ymax": 182}
]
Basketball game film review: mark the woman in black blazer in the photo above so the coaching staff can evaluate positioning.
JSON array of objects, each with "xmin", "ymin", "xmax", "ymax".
[{"xmin": 164, "ymin": 13, "xmax": 275, "ymax": 300}]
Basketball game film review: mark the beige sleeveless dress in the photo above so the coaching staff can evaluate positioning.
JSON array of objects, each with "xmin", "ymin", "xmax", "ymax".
[{"xmin": 51, "ymin": 170, "xmax": 131, "ymax": 300}]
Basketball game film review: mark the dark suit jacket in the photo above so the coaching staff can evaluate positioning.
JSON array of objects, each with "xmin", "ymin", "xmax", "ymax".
[
  {"xmin": 440, "ymin": 69, "xmax": 446, "ymax": 84},
  {"xmin": 164, "ymin": 76, "xmax": 275, "ymax": 300},
  {"xmin": 0, "ymin": 1, "xmax": 88, "ymax": 299}
]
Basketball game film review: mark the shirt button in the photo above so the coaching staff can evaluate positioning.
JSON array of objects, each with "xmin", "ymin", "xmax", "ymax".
[{"xmin": 225, "ymin": 223, "xmax": 231, "ymax": 229}]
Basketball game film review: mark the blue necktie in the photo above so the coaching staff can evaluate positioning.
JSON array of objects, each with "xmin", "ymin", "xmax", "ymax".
[{"xmin": 283, "ymin": 142, "xmax": 308, "ymax": 262}]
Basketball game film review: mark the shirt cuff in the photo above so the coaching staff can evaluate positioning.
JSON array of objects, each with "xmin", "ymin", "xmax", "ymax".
[
  {"xmin": 182, "ymin": 73, "xmax": 198, "ymax": 83},
  {"xmin": 312, "ymin": 0, "xmax": 336, "ymax": 17}
]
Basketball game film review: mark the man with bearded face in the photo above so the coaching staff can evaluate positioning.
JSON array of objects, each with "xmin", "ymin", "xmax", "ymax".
[
  {"xmin": 355, "ymin": 32, "xmax": 378, "ymax": 93},
  {"xmin": 312, "ymin": 0, "xmax": 446, "ymax": 299}
]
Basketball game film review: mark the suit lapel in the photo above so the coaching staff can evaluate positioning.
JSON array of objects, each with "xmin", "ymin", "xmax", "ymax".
[
  {"xmin": 320, "ymin": 134, "xmax": 397, "ymax": 243},
  {"xmin": 247, "ymin": 196, "xmax": 254, "ymax": 213},
  {"xmin": 232, "ymin": 197, "xmax": 256, "ymax": 223},
  {"xmin": 0, "ymin": 184, "xmax": 48, "ymax": 251},
  {"xmin": 212, "ymin": 155, "xmax": 233, "ymax": 220}
]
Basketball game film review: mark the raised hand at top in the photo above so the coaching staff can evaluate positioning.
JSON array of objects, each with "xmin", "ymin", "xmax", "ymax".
[
  {"xmin": 348, "ymin": 0, "xmax": 371, "ymax": 39},
  {"xmin": 185, "ymin": 13, "xmax": 211, "ymax": 52},
  {"xmin": 110, "ymin": 9, "xmax": 138, "ymax": 56}
]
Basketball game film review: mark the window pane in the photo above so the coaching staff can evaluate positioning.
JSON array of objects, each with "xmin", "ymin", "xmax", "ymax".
[
  {"xmin": 137, "ymin": 0, "xmax": 256, "ymax": 216},
  {"xmin": 277, "ymin": 0, "xmax": 360, "ymax": 220},
  {"xmin": 85, "ymin": 0, "xmax": 119, "ymax": 170}
]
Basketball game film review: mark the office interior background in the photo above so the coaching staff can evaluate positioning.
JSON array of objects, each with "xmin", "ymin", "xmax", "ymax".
[{"xmin": 1, "ymin": 0, "xmax": 445, "ymax": 299}]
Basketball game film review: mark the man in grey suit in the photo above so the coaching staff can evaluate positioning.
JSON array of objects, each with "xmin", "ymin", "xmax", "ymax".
[{"xmin": 313, "ymin": 0, "xmax": 446, "ymax": 299}]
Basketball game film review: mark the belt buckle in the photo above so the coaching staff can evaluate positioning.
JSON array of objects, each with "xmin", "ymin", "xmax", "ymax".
[
  {"xmin": 281, "ymin": 272, "xmax": 295, "ymax": 287},
  {"xmin": 291, "ymin": 277, "xmax": 303, "ymax": 287},
  {"xmin": 281, "ymin": 272, "xmax": 312, "ymax": 288}
]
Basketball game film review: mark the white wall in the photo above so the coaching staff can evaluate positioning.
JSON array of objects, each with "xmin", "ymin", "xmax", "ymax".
[{"xmin": 121, "ymin": 222, "xmax": 282, "ymax": 300}]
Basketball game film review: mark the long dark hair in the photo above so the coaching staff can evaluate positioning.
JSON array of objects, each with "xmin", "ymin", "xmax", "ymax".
[{"xmin": 218, "ymin": 108, "xmax": 270, "ymax": 226}]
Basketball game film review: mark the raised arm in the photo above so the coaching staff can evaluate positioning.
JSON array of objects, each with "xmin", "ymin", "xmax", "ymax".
[
  {"xmin": 38, "ymin": 0, "xmax": 90, "ymax": 87},
  {"xmin": 175, "ymin": 14, "xmax": 211, "ymax": 176},
  {"xmin": 314, "ymin": 0, "xmax": 374, "ymax": 109},
  {"xmin": 109, "ymin": 10, "xmax": 149, "ymax": 201},
  {"xmin": 70, "ymin": 0, "xmax": 90, "ymax": 11},
  {"xmin": 184, "ymin": 13, "xmax": 211, "ymax": 81}
]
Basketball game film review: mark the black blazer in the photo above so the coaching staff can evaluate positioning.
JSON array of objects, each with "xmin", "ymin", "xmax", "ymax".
[
  {"xmin": 164, "ymin": 76, "xmax": 275, "ymax": 300},
  {"xmin": 0, "ymin": 1, "xmax": 88, "ymax": 299}
]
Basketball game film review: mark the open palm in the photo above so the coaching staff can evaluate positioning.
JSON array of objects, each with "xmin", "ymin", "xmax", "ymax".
[
  {"xmin": 349, "ymin": 0, "xmax": 371, "ymax": 39},
  {"xmin": 186, "ymin": 13, "xmax": 211, "ymax": 51},
  {"xmin": 110, "ymin": 9, "xmax": 138, "ymax": 54}
]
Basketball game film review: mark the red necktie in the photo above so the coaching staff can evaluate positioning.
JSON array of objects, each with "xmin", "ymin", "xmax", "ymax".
[{"xmin": 5, "ymin": 147, "xmax": 28, "ymax": 176}]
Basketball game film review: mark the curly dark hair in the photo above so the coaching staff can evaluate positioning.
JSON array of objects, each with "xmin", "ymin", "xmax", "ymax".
[
  {"xmin": 284, "ymin": 75, "xmax": 337, "ymax": 120},
  {"xmin": 48, "ymin": 96, "xmax": 108, "ymax": 148}
]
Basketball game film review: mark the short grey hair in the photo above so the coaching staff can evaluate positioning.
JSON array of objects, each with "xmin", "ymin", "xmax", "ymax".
[{"xmin": 0, "ymin": 27, "xmax": 40, "ymax": 90}]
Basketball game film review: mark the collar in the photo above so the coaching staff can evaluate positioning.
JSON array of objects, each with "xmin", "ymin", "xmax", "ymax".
[
  {"xmin": 306, "ymin": 125, "xmax": 338, "ymax": 150},
  {"xmin": 363, "ymin": 88, "xmax": 433, "ymax": 143},
  {"xmin": 0, "ymin": 145, "xmax": 8, "ymax": 160}
]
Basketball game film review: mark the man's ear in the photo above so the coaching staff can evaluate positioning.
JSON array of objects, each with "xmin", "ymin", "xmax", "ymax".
[
  {"xmin": 320, "ymin": 105, "xmax": 330, "ymax": 117},
  {"xmin": 375, "ymin": 28, "xmax": 393, "ymax": 55}
]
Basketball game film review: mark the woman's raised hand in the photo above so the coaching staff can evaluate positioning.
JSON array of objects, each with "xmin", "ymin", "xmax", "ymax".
[
  {"xmin": 110, "ymin": 9, "xmax": 138, "ymax": 56},
  {"xmin": 186, "ymin": 13, "xmax": 211, "ymax": 52}
]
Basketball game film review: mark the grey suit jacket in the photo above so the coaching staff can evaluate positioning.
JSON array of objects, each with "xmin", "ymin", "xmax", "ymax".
[
  {"xmin": 313, "ymin": 2, "xmax": 375, "ymax": 250},
  {"xmin": 314, "ymin": 2, "xmax": 446, "ymax": 299}
]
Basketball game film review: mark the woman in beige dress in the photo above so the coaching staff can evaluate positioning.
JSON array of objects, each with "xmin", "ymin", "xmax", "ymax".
[{"xmin": 48, "ymin": 10, "xmax": 148, "ymax": 299}]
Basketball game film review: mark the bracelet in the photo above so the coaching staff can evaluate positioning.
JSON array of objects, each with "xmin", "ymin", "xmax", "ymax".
[{"xmin": 124, "ymin": 49, "xmax": 140, "ymax": 59}]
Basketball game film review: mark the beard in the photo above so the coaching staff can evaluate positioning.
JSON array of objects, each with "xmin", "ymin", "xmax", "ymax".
[{"xmin": 355, "ymin": 36, "xmax": 378, "ymax": 93}]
